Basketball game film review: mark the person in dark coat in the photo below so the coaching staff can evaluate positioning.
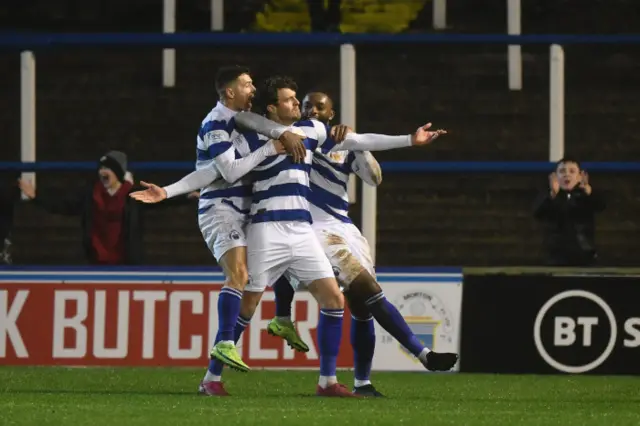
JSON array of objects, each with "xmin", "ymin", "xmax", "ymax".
[{"xmin": 533, "ymin": 158, "xmax": 606, "ymax": 266}]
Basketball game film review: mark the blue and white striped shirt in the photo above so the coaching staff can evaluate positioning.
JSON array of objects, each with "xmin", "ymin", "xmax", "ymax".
[
  {"xmin": 196, "ymin": 102, "xmax": 252, "ymax": 219},
  {"xmin": 242, "ymin": 119, "xmax": 339, "ymax": 224},
  {"xmin": 308, "ymin": 150, "xmax": 358, "ymax": 224}
]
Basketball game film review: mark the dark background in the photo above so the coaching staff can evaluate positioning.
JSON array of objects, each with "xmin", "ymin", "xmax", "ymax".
[
  {"xmin": 1, "ymin": 0, "xmax": 639, "ymax": 266},
  {"xmin": 460, "ymin": 274, "xmax": 640, "ymax": 374}
]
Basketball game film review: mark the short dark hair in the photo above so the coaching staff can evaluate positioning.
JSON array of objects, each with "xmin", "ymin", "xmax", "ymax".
[
  {"xmin": 255, "ymin": 75, "xmax": 298, "ymax": 115},
  {"xmin": 304, "ymin": 90, "xmax": 336, "ymax": 105},
  {"xmin": 556, "ymin": 157, "xmax": 581, "ymax": 170},
  {"xmin": 215, "ymin": 65, "xmax": 250, "ymax": 97}
]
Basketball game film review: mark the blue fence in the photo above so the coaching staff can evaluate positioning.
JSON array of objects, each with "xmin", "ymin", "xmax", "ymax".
[
  {"xmin": 1, "ymin": 32, "xmax": 640, "ymax": 49},
  {"xmin": 3, "ymin": 32, "xmax": 639, "ymax": 173}
]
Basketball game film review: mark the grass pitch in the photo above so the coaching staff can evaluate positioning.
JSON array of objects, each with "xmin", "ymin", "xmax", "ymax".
[{"xmin": 1, "ymin": 367, "xmax": 639, "ymax": 425}]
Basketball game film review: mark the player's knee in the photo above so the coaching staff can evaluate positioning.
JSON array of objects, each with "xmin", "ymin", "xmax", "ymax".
[
  {"xmin": 323, "ymin": 292, "xmax": 344, "ymax": 310},
  {"xmin": 226, "ymin": 264, "xmax": 248, "ymax": 289},
  {"xmin": 345, "ymin": 293, "xmax": 370, "ymax": 319},
  {"xmin": 320, "ymin": 283, "xmax": 344, "ymax": 310},
  {"xmin": 343, "ymin": 268, "xmax": 380, "ymax": 298},
  {"xmin": 308, "ymin": 277, "xmax": 344, "ymax": 309}
]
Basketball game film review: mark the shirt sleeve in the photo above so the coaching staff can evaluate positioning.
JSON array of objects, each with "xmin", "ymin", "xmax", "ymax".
[
  {"xmin": 163, "ymin": 168, "xmax": 219, "ymax": 199},
  {"xmin": 327, "ymin": 132, "xmax": 412, "ymax": 153},
  {"xmin": 213, "ymin": 141, "xmax": 278, "ymax": 183},
  {"xmin": 292, "ymin": 119, "xmax": 329, "ymax": 152},
  {"xmin": 200, "ymin": 119, "xmax": 235, "ymax": 159},
  {"xmin": 350, "ymin": 151, "xmax": 382, "ymax": 186},
  {"xmin": 234, "ymin": 112, "xmax": 289, "ymax": 139}
]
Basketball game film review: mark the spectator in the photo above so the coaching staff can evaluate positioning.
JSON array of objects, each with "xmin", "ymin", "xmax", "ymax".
[
  {"xmin": 533, "ymin": 158, "xmax": 606, "ymax": 266},
  {"xmin": 307, "ymin": 0, "xmax": 341, "ymax": 32},
  {"xmin": 0, "ymin": 177, "xmax": 20, "ymax": 264},
  {"xmin": 17, "ymin": 151, "xmax": 196, "ymax": 265}
]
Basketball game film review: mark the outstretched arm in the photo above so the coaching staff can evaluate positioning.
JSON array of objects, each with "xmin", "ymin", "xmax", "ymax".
[
  {"xmin": 129, "ymin": 167, "xmax": 218, "ymax": 203},
  {"xmin": 335, "ymin": 132, "xmax": 412, "ymax": 151},
  {"xmin": 300, "ymin": 120, "xmax": 446, "ymax": 153},
  {"xmin": 327, "ymin": 123, "xmax": 446, "ymax": 153},
  {"xmin": 164, "ymin": 168, "xmax": 219, "ymax": 199},
  {"xmin": 130, "ymin": 141, "xmax": 282, "ymax": 204}
]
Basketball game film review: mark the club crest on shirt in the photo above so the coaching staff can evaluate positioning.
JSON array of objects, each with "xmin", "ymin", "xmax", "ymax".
[{"xmin": 205, "ymin": 130, "xmax": 227, "ymax": 144}]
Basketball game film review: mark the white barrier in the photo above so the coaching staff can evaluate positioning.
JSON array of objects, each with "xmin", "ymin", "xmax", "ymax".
[
  {"xmin": 549, "ymin": 44, "xmax": 565, "ymax": 161},
  {"xmin": 20, "ymin": 51, "xmax": 36, "ymax": 198},
  {"xmin": 211, "ymin": 0, "xmax": 224, "ymax": 31},
  {"xmin": 340, "ymin": 44, "xmax": 358, "ymax": 206},
  {"xmin": 433, "ymin": 0, "xmax": 447, "ymax": 30},
  {"xmin": 162, "ymin": 0, "xmax": 176, "ymax": 88},
  {"xmin": 507, "ymin": 0, "xmax": 523, "ymax": 90}
]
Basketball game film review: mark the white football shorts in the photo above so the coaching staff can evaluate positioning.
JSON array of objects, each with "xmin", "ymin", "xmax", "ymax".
[
  {"xmin": 198, "ymin": 211, "xmax": 247, "ymax": 262},
  {"xmin": 288, "ymin": 220, "xmax": 375, "ymax": 292},
  {"xmin": 244, "ymin": 220, "xmax": 335, "ymax": 293}
]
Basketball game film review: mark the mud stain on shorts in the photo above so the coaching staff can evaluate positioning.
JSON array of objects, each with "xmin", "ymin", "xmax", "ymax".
[{"xmin": 326, "ymin": 238, "xmax": 364, "ymax": 286}]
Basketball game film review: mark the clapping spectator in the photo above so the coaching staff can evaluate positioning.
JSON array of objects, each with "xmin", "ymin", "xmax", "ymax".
[{"xmin": 533, "ymin": 158, "xmax": 606, "ymax": 266}]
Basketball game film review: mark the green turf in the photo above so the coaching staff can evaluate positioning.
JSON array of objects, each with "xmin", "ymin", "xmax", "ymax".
[{"xmin": 1, "ymin": 367, "xmax": 639, "ymax": 425}]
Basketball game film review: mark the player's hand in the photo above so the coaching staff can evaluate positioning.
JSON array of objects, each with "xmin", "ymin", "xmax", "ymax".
[
  {"xmin": 411, "ymin": 123, "xmax": 447, "ymax": 146},
  {"xmin": 549, "ymin": 172, "xmax": 560, "ymax": 197},
  {"xmin": 579, "ymin": 170, "xmax": 592, "ymax": 195},
  {"xmin": 17, "ymin": 178, "xmax": 35, "ymax": 199},
  {"xmin": 271, "ymin": 140, "xmax": 287, "ymax": 155},
  {"xmin": 187, "ymin": 191, "xmax": 200, "ymax": 199},
  {"xmin": 278, "ymin": 130, "xmax": 306, "ymax": 163},
  {"xmin": 129, "ymin": 181, "xmax": 167, "ymax": 203},
  {"xmin": 330, "ymin": 124, "xmax": 353, "ymax": 143}
]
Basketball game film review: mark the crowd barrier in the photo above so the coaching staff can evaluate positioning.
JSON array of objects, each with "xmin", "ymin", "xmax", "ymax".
[
  {"xmin": 0, "ymin": 267, "xmax": 462, "ymax": 372},
  {"xmin": 2, "ymin": 266, "xmax": 638, "ymax": 374}
]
